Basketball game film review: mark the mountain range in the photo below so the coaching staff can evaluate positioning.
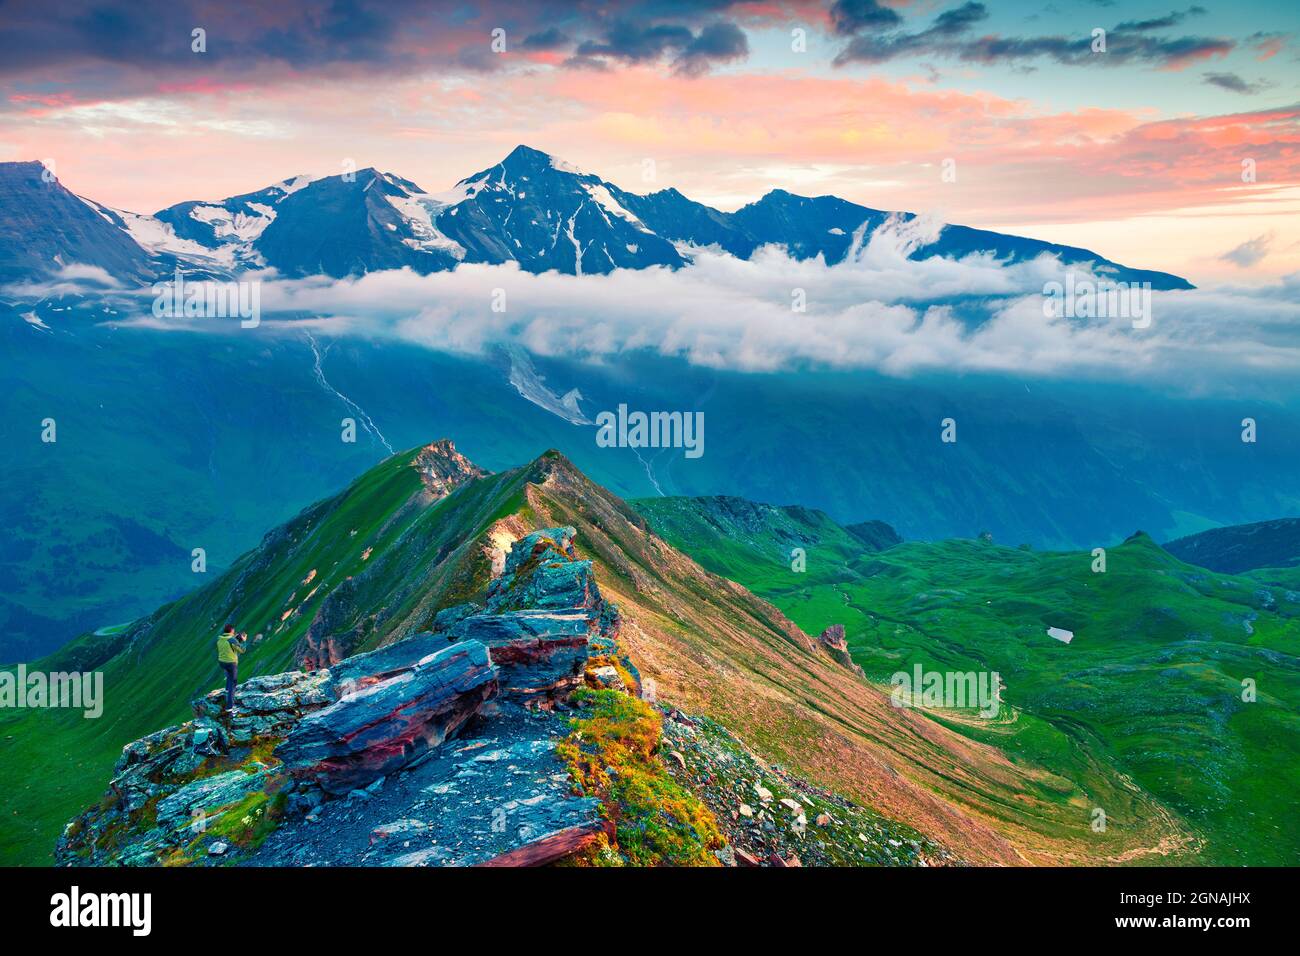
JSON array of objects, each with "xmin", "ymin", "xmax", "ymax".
[{"xmin": 0, "ymin": 146, "xmax": 1192, "ymax": 287}]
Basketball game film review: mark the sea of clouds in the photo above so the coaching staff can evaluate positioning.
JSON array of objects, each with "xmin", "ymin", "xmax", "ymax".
[{"xmin": 15, "ymin": 216, "xmax": 1300, "ymax": 392}]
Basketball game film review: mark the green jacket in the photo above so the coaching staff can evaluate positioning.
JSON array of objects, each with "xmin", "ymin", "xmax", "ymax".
[{"xmin": 216, "ymin": 633, "xmax": 246, "ymax": 664}]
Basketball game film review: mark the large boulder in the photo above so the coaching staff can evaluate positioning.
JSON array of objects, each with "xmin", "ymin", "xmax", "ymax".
[
  {"xmin": 818, "ymin": 624, "xmax": 848, "ymax": 653},
  {"xmin": 325, "ymin": 630, "xmax": 452, "ymax": 690},
  {"xmin": 276, "ymin": 640, "xmax": 498, "ymax": 794},
  {"xmin": 817, "ymin": 624, "xmax": 863, "ymax": 676},
  {"xmin": 487, "ymin": 526, "xmax": 598, "ymax": 612}
]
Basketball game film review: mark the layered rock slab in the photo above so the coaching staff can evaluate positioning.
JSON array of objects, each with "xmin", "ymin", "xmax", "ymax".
[
  {"xmin": 56, "ymin": 637, "xmax": 498, "ymax": 864},
  {"xmin": 276, "ymin": 641, "xmax": 497, "ymax": 794}
]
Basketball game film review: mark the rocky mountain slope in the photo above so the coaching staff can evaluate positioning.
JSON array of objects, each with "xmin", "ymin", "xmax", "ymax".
[
  {"xmin": 7, "ymin": 439, "xmax": 1151, "ymax": 866},
  {"xmin": 0, "ymin": 146, "xmax": 1192, "ymax": 286},
  {"xmin": 0, "ymin": 161, "xmax": 153, "ymax": 283}
]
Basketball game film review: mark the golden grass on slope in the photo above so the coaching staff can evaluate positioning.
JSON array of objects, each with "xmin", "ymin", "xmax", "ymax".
[{"xmin": 521, "ymin": 458, "xmax": 1189, "ymax": 866}]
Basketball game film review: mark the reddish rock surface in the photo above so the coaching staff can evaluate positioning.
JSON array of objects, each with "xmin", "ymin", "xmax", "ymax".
[{"xmin": 276, "ymin": 641, "xmax": 498, "ymax": 794}]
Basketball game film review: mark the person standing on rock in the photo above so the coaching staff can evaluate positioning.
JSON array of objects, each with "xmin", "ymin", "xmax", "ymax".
[{"xmin": 215, "ymin": 624, "xmax": 248, "ymax": 711}]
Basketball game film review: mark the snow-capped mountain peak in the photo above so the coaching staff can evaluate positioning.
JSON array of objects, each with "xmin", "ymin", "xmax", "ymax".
[{"xmin": 0, "ymin": 147, "xmax": 1194, "ymax": 289}]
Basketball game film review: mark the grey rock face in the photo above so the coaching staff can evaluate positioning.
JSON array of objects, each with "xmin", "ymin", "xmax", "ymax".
[
  {"xmin": 55, "ymin": 637, "xmax": 497, "ymax": 864},
  {"xmin": 447, "ymin": 610, "xmax": 590, "ymax": 699},
  {"xmin": 249, "ymin": 701, "xmax": 605, "ymax": 868},
  {"xmin": 192, "ymin": 670, "xmax": 335, "ymax": 744}
]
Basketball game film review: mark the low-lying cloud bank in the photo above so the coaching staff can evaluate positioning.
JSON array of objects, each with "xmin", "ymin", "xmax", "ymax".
[{"xmin": 24, "ymin": 220, "xmax": 1300, "ymax": 391}]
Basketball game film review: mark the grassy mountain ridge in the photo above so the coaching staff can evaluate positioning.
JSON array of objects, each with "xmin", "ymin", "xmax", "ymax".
[
  {"xmin": 1, "ymin": 442, "xmax": 1169, "ymax": 866},
  {"xmin": 452, "ymin": 465, "xmax": 1193, "ymax": 865}
]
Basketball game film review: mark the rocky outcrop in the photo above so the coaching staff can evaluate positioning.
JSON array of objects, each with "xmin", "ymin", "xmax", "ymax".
[
  {"xmin": 817, "ymin": 623, "xmax": 864, "ymax": 676},
  {"xmin": 445, "ymin": 526, "xmax": 623, "ymax": 701},
  {"xmin": 55, "ymin": 523, "xmax": 634, "ymax": 867},
  {"xmin": 413, "ymin": 439, "xmax": 489, "ymax": 499},
  {"xmin": 56, "ymin": 637, "xmax": 499, "ymax": 865},
  {"xmin": 276, "ymin": 641, "xmax": 497, "ymax": 794},
  {"xmin": 447, "ymin": 611, "xmax": 589, "ymax": 699},
  {"xmin": 247, "ymin": 699, "xmax": 609, "ymax": 867},
  {"xmin": 486, "ymin": 526, "xmax": 592, "ymax": 611},
  {"xmin": 819, "ymin": 624, "xmax": 848, "ymax": 653},
  {"xmin": 192, "ymin": 670, "xmax": 334, "ymax": 744},
  {"xmin": 326, "ymin": 630, "xmax": 458, "ymax": 690}
]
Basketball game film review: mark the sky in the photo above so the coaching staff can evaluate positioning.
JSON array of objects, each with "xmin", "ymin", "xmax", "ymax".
[{"xmin": 1, "ymin": 0, "xmax": 1298, "ymax": 284}]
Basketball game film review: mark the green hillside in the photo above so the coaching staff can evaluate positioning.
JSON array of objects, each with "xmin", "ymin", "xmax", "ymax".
[
  {"xmin": 630, "ymin": 495, "xmax": 890, "ymax": 593},
  {"xmin": 6, "ymin": 445, "xmax": 1168, "ymax": 868},
  {"xmin": 635, "ymin": 500, "xmax": 1300, "ymax": 866},
  {"xmin": 0, "ymin": 443, "xmax": 528, "ymax": 864}
]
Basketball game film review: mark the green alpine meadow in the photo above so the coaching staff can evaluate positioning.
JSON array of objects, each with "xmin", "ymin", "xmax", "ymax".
[{"xmin": 633, "ymin": 496, "xmax": 1300, "ymax": 866}]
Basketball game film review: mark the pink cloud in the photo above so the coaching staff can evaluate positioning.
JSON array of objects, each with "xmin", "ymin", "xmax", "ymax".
[{"xmin": 3, "ymin": 59, "xmax": 1295, "ymax": 280}]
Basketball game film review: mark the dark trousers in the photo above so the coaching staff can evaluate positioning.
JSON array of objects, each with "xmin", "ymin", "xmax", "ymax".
[{"xmin": 219, "ymin": 661, "xmax": 238, "ymax": 709}]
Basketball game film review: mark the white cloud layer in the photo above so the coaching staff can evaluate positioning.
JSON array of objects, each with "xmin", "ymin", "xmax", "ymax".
[{"xmin": 23, "ymin": 222, "xmax": 1300, "ymax": 392}]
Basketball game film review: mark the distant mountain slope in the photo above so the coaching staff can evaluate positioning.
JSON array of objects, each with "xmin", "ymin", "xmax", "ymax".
[
  {"xmin": 0, "ymin": 147, "xmax": 1194, "ymax": 286},
  {"xmin": 845, "ymin": 519, "xmax": 904, "ymax": 551},
  {"xmin": 430, "ymin": 145, "xmax": 685, "ymax": 276},
  {"xmin": 632, "ymin": 494, "xmax": 897, "ymax": 590},
  {"xmin": 1, "ymin": 441, "xmax": 1163, "ymax": 866},
  {"xmin": 1164, "ymin": 518, "xmax": 1300, "ymax": 573},
  {"xmin": 248, "ymin": 169, "xmax": 467, "ymax": 277},
  {"xmin": 0, "ymin": 162, "xmax": 153, "ymax": 283},
  {"xmin": 150, "ymin": 175, "xmax": 318, "ymax": 269}
]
